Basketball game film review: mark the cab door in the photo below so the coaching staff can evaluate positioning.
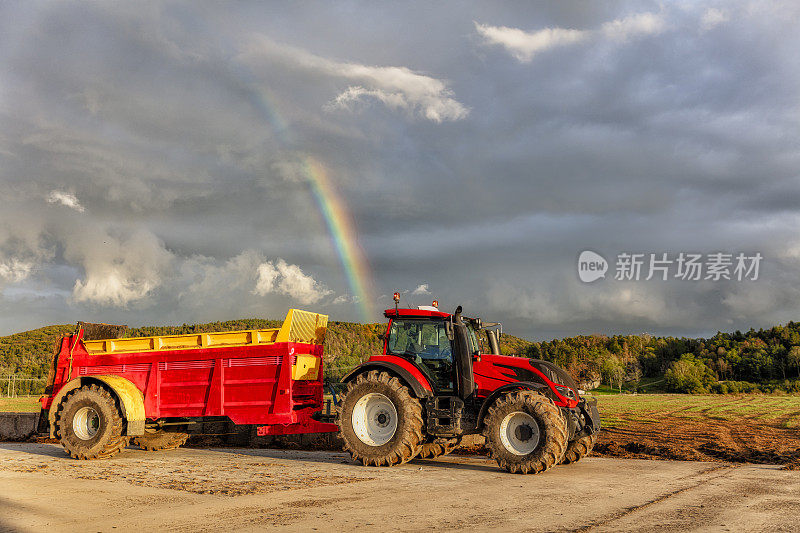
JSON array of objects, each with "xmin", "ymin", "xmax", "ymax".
[{"xmin": 386, "ymin": 318, "xmax": 454, "ymax": 392}]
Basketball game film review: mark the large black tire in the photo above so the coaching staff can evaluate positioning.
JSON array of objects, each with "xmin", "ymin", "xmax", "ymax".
[
  {"xmin": 55, "ymin": 384, "xmax": 129, "ymax": 460},
  {"xmin": 337, "ymin": 370, "xmax": 424, "ymax": 467},
  {"xmin": 133, "ymin": 430, "xmax": 189, "ymax": 451},
  {"xmin": 418, "ymin": 437, "xmax": 460, "ymax": 459},
  {"xmin": 484, "ymin": 390, "xmax": 567, "ymax": 474},
  {"xmin": 561, "ymin": 432, "xmax": 597, "ymax": 465}
]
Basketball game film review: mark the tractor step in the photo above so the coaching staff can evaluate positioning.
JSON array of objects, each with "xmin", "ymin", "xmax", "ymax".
[{"xmin": 426, "ymin": 396, "xmax": 465, "ymax": 436}]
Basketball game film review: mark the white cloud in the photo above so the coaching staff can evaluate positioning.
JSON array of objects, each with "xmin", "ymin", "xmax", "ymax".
[
  {"xmin": 475, "ymin": 22, "xmax": 588, "ymax": 62},
  {"xmin": 67, "ymin": 229, "xmax": 173, "ymax": 307},
  {"xmin": 475, "ymin": 12, "xmax": 665, "ymax": 62},
  {"xmin": 412, "ymin": 283, "xmax": 430, "ymax": 295},
  {"xmin": 0, "ymin": 259, "xmax": 34, "ymax": 283},
  {"xmin": 255, "ymin": 261, "xmax": 280, "ymax": 295},
  {"xmin": 254, "ymin": 258, "xmax": 332, "ymax": 305},
  {"xmin": 46, "ymin": 190, "xmax": 85, "ymax": 212},
  {"xmin": 240, "ymin": 36, "xmax": 468, "ymax": 122},
  {"xmin": 701, "ymin": 8, "xmax": 729, "ymax": 30}
]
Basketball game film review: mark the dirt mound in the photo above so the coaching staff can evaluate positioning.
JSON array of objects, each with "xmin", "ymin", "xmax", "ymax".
[
  {"xmin": 782, "ymin": 460, "xmax": 800, "ymax": 471},
  {"xmin": 593, "ymin": 415, "xmax": 800, "ymax": 465}
]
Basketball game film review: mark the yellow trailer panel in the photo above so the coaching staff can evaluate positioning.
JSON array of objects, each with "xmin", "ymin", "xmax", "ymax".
[{"xmin": 82, "ymin": 309, "xmax": 328, "ymax": 355}]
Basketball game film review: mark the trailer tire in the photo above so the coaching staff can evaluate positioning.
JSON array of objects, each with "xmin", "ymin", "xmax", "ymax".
[
  {"xmin": 561, "ymin": 432, "xmax": 597, "ymax": 465},
  {"xmin": 55, "ymin": 384, "xmax": 129, "ymax": 460},
  {"xmin": 133, "ymin": 430, "xmax": 189, "ymax": 452},
  {"xmin": 484, "ymin": 390, "xmax": 567, "ymax": 474},
  {"xmin": 418, "ymin": 437, "xmax": 460, "ymax": 459},
  {"xmin": 337, "ymin": 370, "xmax": 423, "ymax": 467}
]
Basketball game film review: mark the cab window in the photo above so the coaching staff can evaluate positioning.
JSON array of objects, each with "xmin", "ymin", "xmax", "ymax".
[
  {"xmin": 387, "ymin": 319, "xmax": 453, "ymax": 391},
  {"xmin": 387, "ymin": 319, "xmax": 452, "ymax": 361},
  {"xmin": 465, "ymin": 322, "xmax": 481, "ymax": 355}
]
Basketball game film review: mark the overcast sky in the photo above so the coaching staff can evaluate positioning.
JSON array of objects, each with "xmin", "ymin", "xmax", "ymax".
[{"xmin": 1, "ymin": 1, "xmax": 799, "ymax": 340}]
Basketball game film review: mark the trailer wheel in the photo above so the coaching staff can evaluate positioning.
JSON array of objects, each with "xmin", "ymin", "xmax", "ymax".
[
  {"xmin": 418, "ymin": 437, "xmax": 460, "ymax": 459},
  {"xmin": 337, "ymin": 370, "xmax": 423, "ymax": 466},
  {"xmin": 484, "ymin": 390, "xmax": 567, "ymax": 474},
  {"xmin": 561, "ymin": 433, "xmax": 597, "ymax": 465},
  {"xmin": 55, "ymin": 384, "xmax": 129, "ymax": 460},
  {"xmin": 133, "ymin": 430, "xmax": 189, "ymax": 452}
]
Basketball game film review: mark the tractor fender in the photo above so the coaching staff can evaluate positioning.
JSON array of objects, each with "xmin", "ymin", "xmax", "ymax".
[
  {"xmin": 48, "ymin": 375, "xmax": 146, "ymax": 437},
  {"xmin": 476, "ymin": 381, "xmax": 550, "ymax": 429},
  {"xmin": 341, "ymin": 361, "xmax": 433, "ymax": 399}
]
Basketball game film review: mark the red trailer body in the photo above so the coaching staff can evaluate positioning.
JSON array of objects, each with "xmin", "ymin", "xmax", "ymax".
[{"xmin": 41, "ymin": 309, "xmax": 337, "ymax": 446}]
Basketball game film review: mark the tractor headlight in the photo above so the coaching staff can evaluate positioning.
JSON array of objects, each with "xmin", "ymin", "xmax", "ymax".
[{"xmin": 554, "ymin": 385, "xmax": 576, "ymax": 400}]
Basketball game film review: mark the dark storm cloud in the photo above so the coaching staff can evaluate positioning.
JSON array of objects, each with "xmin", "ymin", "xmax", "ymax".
[{"xmin": 0, "ymin": 1, "xmax": 799, "ymax": 340}]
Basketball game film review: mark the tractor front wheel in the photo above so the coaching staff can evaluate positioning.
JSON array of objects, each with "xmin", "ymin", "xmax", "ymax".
[
  {"xmin": 55, "ymin": 384, "xmax": 129, "ymax": 460},
  {"xmin": 337, "ymin": 370, "xmax": 424, "ymax": 466},
  {"xmin": 484, "ymin": 390, "xmax": 567, "ymax": 474}
]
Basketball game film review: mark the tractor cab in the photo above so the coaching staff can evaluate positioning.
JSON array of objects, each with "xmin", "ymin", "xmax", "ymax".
[{"xmin": 383, "ymin": 305, "xmax": 480, "ymax": 400}]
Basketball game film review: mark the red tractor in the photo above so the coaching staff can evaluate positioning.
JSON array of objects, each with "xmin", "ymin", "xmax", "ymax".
[{"xmin": 337, "ymin": 304, "xmax": 600, "ymax": 474}]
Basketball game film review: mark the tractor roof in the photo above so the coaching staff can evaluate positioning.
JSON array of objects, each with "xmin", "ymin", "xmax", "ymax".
[{"xmin": 384, "ymin": 308, "xmax": 450, "ymax": 319}]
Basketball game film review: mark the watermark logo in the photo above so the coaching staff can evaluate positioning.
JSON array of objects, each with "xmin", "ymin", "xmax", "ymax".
[
  {"xmin": 578, "ymin": 251, "xmax": 762, "ymax": 283},
  {"xmin": 578, "ymin": 250, "xmax": 608, "ymax": 283}
]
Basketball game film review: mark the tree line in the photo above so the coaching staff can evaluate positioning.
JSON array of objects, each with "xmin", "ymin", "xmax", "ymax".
[
  {"xmin": 527, "ymin": 322, "xmax": 800, "ymax": 393},
  {"xmin": 3, "ymin": 319, "xmax": 800, "ymax": 394}
]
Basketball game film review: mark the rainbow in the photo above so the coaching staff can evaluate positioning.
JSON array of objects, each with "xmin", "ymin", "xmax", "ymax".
[
  {"xmin": 303, "ymin": 158, "xmax": 375, "ymax": 321},
  {"xmin": 245, "ymin": 83, "xmax": 376, "ymax": 321}
]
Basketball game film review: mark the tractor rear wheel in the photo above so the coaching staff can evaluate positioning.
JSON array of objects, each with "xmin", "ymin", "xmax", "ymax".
[
  {"xmin": 484, "ymin": 390, "xmax": 567, "ymax": 474},
  {"xmin": 133, "ymin": 430, "xmax": 189, "ymax": 451},
  {"xmin": 418, "ymin": 437, "xmax": 460, "ymax": 459},
  {"xmin": 55, "ymin": 384, "xmax": 129, "ymax": 460},
  {"xmin": 561, "ymin": 432, "xmax": 597, "ymax": 465},
  {"xmin": 337, "ymin": 370, "xmax": 424, "ymax": 466}
]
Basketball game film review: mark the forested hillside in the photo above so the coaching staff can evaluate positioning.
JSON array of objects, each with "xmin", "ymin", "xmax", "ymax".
[
  {"xmin": 528, "ymin": 322, "xmax": 800, "ymax": 393},
  {"xmin": 4, "ymin": 318, "xmax": 800, "ymax": 393},
  {"xmin": 0, "ymin": 325, "xmax": 74, "ymax": 377}
]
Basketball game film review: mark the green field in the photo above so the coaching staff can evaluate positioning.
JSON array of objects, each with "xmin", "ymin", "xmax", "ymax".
[
  {"xmin": 594, "ymin": 392, "xmax": 800, "ymax": 429},
  {"xmin": 0, "ymin": 397, "xmax": 40, "ymax": 412}
]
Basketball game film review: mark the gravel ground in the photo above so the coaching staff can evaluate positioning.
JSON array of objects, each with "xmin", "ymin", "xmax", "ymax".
[{"xmin": 1, "ymin": 443, "xmax": 798, "ymax": 532}]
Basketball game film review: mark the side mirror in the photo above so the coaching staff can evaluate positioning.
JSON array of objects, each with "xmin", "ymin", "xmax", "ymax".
[{"xmin": 445, "ymin": 320, "xmax": 454, "ymax": 341}]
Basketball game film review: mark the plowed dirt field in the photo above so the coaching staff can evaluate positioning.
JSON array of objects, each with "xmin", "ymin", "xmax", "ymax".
[{"xmin": 592, "ymin": 394, "xmax": 800, "ymax": 466}]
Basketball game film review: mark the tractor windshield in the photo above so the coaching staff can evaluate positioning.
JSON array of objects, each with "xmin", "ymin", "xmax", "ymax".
[
  {"xmin": 465, "ymin": 322, "xmax": 481, "ymax": 355},
  {"xmin": 387, "ymin": 319, "xmax": 451, "ymax": 359}
]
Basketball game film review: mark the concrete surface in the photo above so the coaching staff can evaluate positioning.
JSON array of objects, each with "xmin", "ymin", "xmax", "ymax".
[
  {"xmin": 0, "ymin": 413, "xmax": 38, "ymax": 441},
  {"xmin": 0, "ymin": 443, "xmax": 798, "ymax": 532}
]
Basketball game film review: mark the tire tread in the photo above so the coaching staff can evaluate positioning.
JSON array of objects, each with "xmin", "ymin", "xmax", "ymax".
[{"xmin": 484, "ymin": 390, "xmax": 567, "ymax": 474}]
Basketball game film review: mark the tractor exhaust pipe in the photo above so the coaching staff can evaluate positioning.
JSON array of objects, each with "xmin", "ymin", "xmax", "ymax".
[{"xmin": 486, "ymin": 330, "xmax": 501, "ymax": 355}]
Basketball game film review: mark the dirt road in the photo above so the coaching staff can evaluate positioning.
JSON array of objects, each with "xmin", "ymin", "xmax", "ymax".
[{"xmin": 1, "ymin": 443, "xmax": 798, "ymax": 532}]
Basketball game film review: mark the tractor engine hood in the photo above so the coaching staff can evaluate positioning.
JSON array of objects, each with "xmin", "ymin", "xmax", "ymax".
[{"xmin": 475, "ymin": 355, "xmax": 582, "ymax": 406}]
